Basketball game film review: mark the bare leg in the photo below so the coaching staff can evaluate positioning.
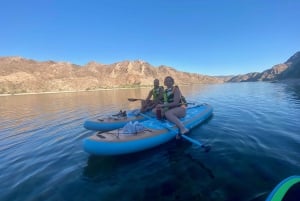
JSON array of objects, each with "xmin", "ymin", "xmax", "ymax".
[
  {"xmin": 140, "ymin": 100, "xmax": 147, "ymax": 113},
  {"xmin": 141, "ymin": 100, "xmax": 155, "ymax": 113},
  {"xmin": 164, "ymin": 107, "xmax": 188, "ymax": 134}
]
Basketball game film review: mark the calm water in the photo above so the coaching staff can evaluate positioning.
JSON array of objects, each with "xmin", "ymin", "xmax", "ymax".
[{"xmin": 0, "ymin": 82, "xmax": 300, "ymax": 201}]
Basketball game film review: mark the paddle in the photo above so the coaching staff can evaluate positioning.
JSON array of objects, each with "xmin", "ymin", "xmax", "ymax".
[
  {"xmin": 128, "ymin": 98, "xmax": 145, "ymax": 102},
  {"xmin": 128, "ymin": 98, "xmax": 197, "ymax": 107},
  {"xmin": 138, "ymin": 112, "xmax": 211, "ymax": 152}
]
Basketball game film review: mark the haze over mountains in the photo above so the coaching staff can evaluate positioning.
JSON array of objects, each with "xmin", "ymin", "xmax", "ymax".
[{"xmin": 0, "ymin": 51, "xmax": 299, "ymax": 94}]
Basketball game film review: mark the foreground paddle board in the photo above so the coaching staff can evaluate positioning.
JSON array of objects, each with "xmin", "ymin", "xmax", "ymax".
[
  {"xmin": 83, "ymin": 103, "xmax": 213, "ymax": 156},
  {"xmin": 266, "ymin": 175, "xmax": 300, "ymax": 201}
]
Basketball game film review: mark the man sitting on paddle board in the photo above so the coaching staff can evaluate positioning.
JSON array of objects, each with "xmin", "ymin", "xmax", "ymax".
[{"xmin": 140, "ymin": 79, "xmax": 164, "ymax": 113}]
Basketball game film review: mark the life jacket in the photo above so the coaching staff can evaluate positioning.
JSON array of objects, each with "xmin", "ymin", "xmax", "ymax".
[
  {"xmin": 152, "ymin": 86, "xmax": 164, "ymax": 102},
  {"xmin": 163, "ymin": 86, "xmax": 187, "ymax": 106}
]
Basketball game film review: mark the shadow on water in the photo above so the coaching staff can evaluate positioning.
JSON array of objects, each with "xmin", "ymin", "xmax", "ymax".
[
  {"xmin": 185, "ymin": 153, "xmax": 215, "ymax": 179},
  {"xmin": 81, "ymin": 140, "xmax": 180, "ymax": 180},
  {"xmin": 142, "ymin": 140, "xmax": 215, "ymax": 201},
  {"xmin": 81, "ymin": 137, "xmax": 215, "ymax": 201}
]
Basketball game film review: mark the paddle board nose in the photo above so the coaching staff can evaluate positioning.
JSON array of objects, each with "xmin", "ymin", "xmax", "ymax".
[{"xmin": 266, "ymin": 175, "xmax": 300, "ymax": 201}]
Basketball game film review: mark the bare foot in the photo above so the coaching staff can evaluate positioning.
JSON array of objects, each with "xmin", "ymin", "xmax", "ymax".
[{"xmin": 180, "ymin": 128, "xmax": 189, "ymax": 135}]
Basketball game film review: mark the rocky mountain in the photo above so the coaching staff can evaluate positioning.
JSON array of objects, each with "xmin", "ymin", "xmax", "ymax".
[
  {"xmin": 278, "ymin": 51, "xmax": 300, "ymax": 79},
  {"xmin": 228, "ymin": 51, "xmax": 300, "ymax": 82},
  {"xmin": 2, "ymin": 51, "xmax": 298, "ymax": 94},
  {"xmin": 0, "ymin": 57, "xmax": 223, "ymax": 94}
]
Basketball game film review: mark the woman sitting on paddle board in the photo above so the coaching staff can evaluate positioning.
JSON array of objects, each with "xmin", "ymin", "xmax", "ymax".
[
  {"xmin": 155, "ymin": 76, "xmax": 189, "ymax": 136},
  {"xmin": 140, "ymin": 79, "xmax": 164, "ymax": 113}
]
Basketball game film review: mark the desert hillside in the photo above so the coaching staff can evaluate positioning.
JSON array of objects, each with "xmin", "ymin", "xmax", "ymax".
[
  {"xmin": 0, "ymin": 57, "xmax": 223, "ymax": 94},
  {"xmin": 228, "ymin": 51, "xmax": 300, "ymax": 82}
]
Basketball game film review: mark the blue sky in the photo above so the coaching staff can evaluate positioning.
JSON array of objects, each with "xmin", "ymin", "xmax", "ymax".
[{"xmin": 1, "ymin": 0, "xmax": 299, "ymax": 76}]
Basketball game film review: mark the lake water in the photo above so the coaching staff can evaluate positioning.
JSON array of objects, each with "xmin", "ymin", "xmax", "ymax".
[{"xmin": 0, "ymin": 82, "xmax": 300, "ymax": 201}]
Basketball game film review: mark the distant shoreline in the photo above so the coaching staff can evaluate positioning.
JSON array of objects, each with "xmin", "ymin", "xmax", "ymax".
[
  {"xmin": 0, "ymin": 86, "xmax": 151, "ymax": 97},
  {"xmin": 1, "ymin": 79, "xmax": 298, "ymax": 97},
  {"xmin": 0, "ymin": 83, "xmax": 201, "ymax": 97}
]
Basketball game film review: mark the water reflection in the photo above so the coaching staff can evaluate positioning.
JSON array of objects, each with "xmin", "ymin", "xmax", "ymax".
[
  {"xmin": 282, "ymin": 80, "xmax": 300, "ymax": 104},
  {"xmin": 81, "ymin": 138, "xmax": 214, "ymax": 201}
]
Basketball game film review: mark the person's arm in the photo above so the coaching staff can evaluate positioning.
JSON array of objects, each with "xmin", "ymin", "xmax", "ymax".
[
  {"xmin": 145, "ymin": 89, "xmax": 153, "ymax": 101},
  {"xmin": 154, "ymin": 87, "xmax": 164, "ymax": 104}
]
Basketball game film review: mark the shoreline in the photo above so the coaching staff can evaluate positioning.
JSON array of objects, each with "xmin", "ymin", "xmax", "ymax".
[
  {"xmin": 0, "ymin": 86, "xmax": 151, "ymax": 97},
  {"xmin": 1, "ymin": 79, "xmax": 299, "ymax": 97},
  {"xmin": 0, "ymin": 83, "xmax": 205, "ymax": 97}
]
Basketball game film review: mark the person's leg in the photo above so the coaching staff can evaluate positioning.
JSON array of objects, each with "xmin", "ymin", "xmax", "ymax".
[
  {"xmin": 140, "ymin": 100, "xmax": 147, "ymax": 112},
  {"xmin": 146, "ymin": 102, "xmax": 156, "ymax": 111},
  {"xmin": 141, "ymin": 100, "xmax": 154, "ymax": 112},
  {"xmin": 164, "ymin": 107, "xmax": 188, "ymax": 134}
]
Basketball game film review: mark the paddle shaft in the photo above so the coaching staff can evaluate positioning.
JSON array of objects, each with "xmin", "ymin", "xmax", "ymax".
[{"xmin": 129, "ymin": 98, "xmax": 196, "ymax": 107}]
